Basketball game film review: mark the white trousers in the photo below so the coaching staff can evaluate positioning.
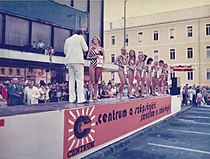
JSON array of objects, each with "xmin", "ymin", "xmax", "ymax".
[{"xmin": 68, "ymin": 63, "xmax": 85, "ymax": 103}]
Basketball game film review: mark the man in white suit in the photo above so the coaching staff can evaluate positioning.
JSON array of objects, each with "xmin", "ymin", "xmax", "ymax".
[
  {"xmin": 64, "ymin": 29, "xmax": 89, "ymax": 104},
  {"xmin": 23, "ymin": 81, "xmax": 40, "ymax": 105}
]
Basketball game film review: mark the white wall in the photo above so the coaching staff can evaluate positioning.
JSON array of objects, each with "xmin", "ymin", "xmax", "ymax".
[{"xmin": 0, "ymin": 111, "xmax": 64, "ymax": 159}]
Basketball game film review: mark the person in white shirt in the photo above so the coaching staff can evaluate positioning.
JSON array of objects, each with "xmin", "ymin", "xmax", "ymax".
[
  {"xmin": 64, "ymin": 29, "xmax": 89, "ymax": 104},
  {"xmin": 23, "ymin": 81, "xmax": 40, "ymax": 105},
  {"xmin": 37, "ymin": 40, "xmax": 45, "ymax": 52}
]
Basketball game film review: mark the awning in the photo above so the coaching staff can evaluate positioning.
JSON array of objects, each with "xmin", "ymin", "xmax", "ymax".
[{"xmin": 170, "ymin": 65, "xmax": 194, "ymax": 72}]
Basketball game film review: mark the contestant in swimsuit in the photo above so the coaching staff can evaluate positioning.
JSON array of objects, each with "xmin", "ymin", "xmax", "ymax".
[
  {"xmin": 145, "ymin": 58, "xmax": 153, "ymax": 97},
  {"xmin": 134, "ymin": 53, "xmax": 145, "ymax": 97},
  {"xmin": 87, "ymin": 36, "xmax": 104, "ymax": 102},
  {"xmin": 151, "ymin": 61, "xmax": 158, "ymax": 96},
  {"xmin": 127, "ymin": 50, "xmax": 136, "ymax": 98},
  {"xmin": 162, "ymin": 63, "xmax": 169, "ymax": 95},
  {"xmin": 157, "ymin": 60, "xmax": 164, "ymax": 95},
  {"xmin": 114, "ymin": 47, "xmax": 127, "ymax": 98}
]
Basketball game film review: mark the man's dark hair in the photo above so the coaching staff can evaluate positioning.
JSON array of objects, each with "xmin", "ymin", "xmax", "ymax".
[{"xmin": 74, "ymin": 29, "xmax": 83, "ymax": 35}]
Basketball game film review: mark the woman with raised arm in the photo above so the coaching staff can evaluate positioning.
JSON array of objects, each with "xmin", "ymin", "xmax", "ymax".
[
  {"xmin": 87, "ymin": 36, "xmax": 105, "ymax": 102},
  {"xmin": 127, "ymin": 50, "xmax": 136, "ymax": 98},
  {"xmin": 114, "ymin": 47, "xmax": 127, "ymax": 98}
]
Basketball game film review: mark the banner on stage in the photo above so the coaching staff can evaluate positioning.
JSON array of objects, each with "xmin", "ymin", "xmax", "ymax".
[{"xmin": 63, "ymin": 97, "xmax": 171, "ymax": 158}]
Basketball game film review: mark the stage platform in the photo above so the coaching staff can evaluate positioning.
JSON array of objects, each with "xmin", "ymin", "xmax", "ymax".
[
  {"xmin": 0, "ymin": 95, "xmax": 181, "ymax": 159},
  {"xmin": 0, "ymin": 95, "xmax": 170, "ymax": 117}
]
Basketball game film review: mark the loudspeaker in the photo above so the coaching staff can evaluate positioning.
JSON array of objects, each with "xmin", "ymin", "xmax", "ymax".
[
  {"xmin": 170, "ymin": 87, "xmax": 180, "ymax": 95},
  {"xmin": 171, "ymin": 77, "xmax": 180, "ymax": 88}
]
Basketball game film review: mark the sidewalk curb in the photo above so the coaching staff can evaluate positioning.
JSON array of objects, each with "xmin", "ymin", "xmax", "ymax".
[{"xmin": 83, "ymin": 106, "xmax": 192, "ymax": 159}]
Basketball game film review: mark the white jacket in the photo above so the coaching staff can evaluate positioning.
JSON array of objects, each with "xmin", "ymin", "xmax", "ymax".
[
  {"xmin": 23, "ymin": 86, "xmax": 40, "ymax": 105},
  {"xmin": 64, "ymin": 34, "xmax": 88, "ymax": 64}
]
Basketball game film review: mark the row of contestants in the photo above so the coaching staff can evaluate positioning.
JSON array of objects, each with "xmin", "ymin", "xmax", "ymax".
[{"xmin": 114, "ymin": 48, "xmax": 169, "ymax": 98}]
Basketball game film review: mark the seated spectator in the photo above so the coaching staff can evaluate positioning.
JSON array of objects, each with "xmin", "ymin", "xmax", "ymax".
[
  {"xmin": 107, "ymin": 85, "xmax": 114, "ymax": 98},
  {"xmin": 31, "ymin": 41, "xmax": 37, "ymax": 52},
  {"xmin": 100, "ymin": 85, "xmax": 108, "ymax": 99},
  {"xmin": 37, "ymin": 40, "xmax": 45, "ymax": 52}
]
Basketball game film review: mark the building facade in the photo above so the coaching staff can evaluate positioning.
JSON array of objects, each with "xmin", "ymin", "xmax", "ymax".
[
  {"xmin": 0, "ymin": 0, "xmax": 115, "ymax": 83},
  {"xmin": 104, "ymin": 5, "xmax": 210, "ymax": 86}
]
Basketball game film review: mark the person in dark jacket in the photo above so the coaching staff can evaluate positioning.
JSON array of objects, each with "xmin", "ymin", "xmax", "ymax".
[
  {"xmin": 8, "ymin": 78, "xmax": 23, "ymax": 106},
  {"xmin": 49, "ymin": 84, "xmax": 58, "ymax": 102}
]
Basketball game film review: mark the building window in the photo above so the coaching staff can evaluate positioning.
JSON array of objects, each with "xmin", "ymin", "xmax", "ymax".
[
  {"xmin": 111, "ymin": 36, "xmax": 115, "ymax": 45},
  {"xmin": 9, "ymin": 68, "xmax": 13, "ymax": 75},
  {"xmin": 16, "ymin": 69, "xmax": 20, "ymax": 76},
  {"xmin": 110, "ymin": 22, "xmax": 112, "ymax": 29},
  {"xmin": 111, "ymin": 54, "xmax": 115, "ymax": 63},
  {"xmin": 138, "ymin": 32, "xmax": 143, "ymax": 42},
  {"xmin": 154, "ymin": 50, "xmax": 158, "ymax": 61},
  {"xmin": 170, "ymin": 72, "xmax": 175, "ymax": 80},
  {"xmin": 0, "ymin": 68, "xmax": 5, "ymax": 75},
  {"xmin": 153, "ymin": 30, "xmax": 158, "ymax": 41},
  {"xmin": 187, "ymin": 47, "xmax": 193, "ymax": 59},
  {"xmin": 5, "ymin": 15, "xmax": 30, "ymax": 46},
  {"xmin": 206, "ymin": 24, "xmax": 210, "ymax": 35},
  {"xmin": 206, "ymin": 46, "xmax": 210, "ymax": 58},
  {"xmin": 111, "ymin": 72, "xmax": 115, "ymax": 81},
  {"xmin": 125, "ymin": 34, "xmax": 128, "ymax": 45},
  {"xmin": 187, "ymin": 26, "xmax": 193, "ymax": 37},
  {"xmin": 207, "ymin": 68, "xmax": 210, "ymax": 80},
  {"xmin": 169, "ymin": 28, "xmax": 175, "ymax": 39},
  {"xmin": 170, "ymin": 48, "xmax": 176, "ymax": 60},
  {"xmin": 187, "ymin": 71, "xmax": 193, "ymax": 80}
]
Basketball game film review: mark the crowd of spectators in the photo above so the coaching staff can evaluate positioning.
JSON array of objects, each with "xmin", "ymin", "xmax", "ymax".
[
  {"xmin": 0, "ymin": 79, "xmax": 119, "ymax": 106},
  {"xmin": 181, "ymin": 84, "xmax": 210, "ymax": 107},
  {"xmin": 0, "ymin": 78, "xmax": 69, "ymax": 106},
  {"xmin": 0, "ymin": 78, "xmax": 209, "ymax": 107}
]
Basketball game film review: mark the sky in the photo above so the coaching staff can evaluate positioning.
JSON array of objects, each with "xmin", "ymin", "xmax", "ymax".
[{"xmin": 104, "ymin": 0, "xmax": 210, "ymax": 22}]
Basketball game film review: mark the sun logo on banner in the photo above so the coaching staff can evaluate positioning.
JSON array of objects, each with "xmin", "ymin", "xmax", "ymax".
[{"xmin": 67, "ymin": 106, "xmax": 96, "ymax": 152}]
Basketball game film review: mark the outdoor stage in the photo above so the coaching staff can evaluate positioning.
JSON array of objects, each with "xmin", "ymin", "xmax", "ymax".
[{"xmin": 0, "ymin": 95, "xmax": 181, "ymax": 159}]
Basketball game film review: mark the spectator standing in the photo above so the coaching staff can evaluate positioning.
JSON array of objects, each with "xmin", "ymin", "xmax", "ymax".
[
  {"xmin": 38, "ymin": 81, "xmax": 47, "ymax": 103},
  {"xmin": 0, "ymin": 81, "xmax": 8, "ymax": 101},
  {"xmin": 49, "ymin": 84, "xmax": 58, "ymax": 102},
  {"xmin": 8, "ymin": 78, "xmax": 23, "ymax": 106},
  {"xmin": 0, "ymin": 82, "xmax": 8, "ymax": 106},
  {"xmin": 64, "ymin": 29, "xmax": 88, "ymax": 104},
  {"xmin": 187, "ymin": 86, "xmax": 193, "ymax": 105},
  {"xmin": 32, "ymin": 41, "xmax": 37, "ymax": 52},
  {"xmin": 17, "ymin": 80, "xmax": 24, "ymax": 105},
  {"xmin": 23, "ymin": 81, "xmax": 40, "ymax": 105}
]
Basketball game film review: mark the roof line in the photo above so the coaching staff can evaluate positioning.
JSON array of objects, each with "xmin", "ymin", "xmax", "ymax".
[
  {"xmin": 105, "ymin": 16, "xmax": 210, "ymax": 32},
  {"xmin": 48, "ymin": 0, "xmax": 88, "ymax": 14}
]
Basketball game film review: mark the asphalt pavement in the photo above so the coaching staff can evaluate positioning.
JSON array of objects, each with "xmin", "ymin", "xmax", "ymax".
[{"xmin": 86, "ymin": 106, "xmax": 210, "ymax": 159}]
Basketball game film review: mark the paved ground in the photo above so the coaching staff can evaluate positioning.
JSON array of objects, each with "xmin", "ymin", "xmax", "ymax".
[{"xmin": 101, "ymin": 106, "xmax": 210, "ymax": 159}]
